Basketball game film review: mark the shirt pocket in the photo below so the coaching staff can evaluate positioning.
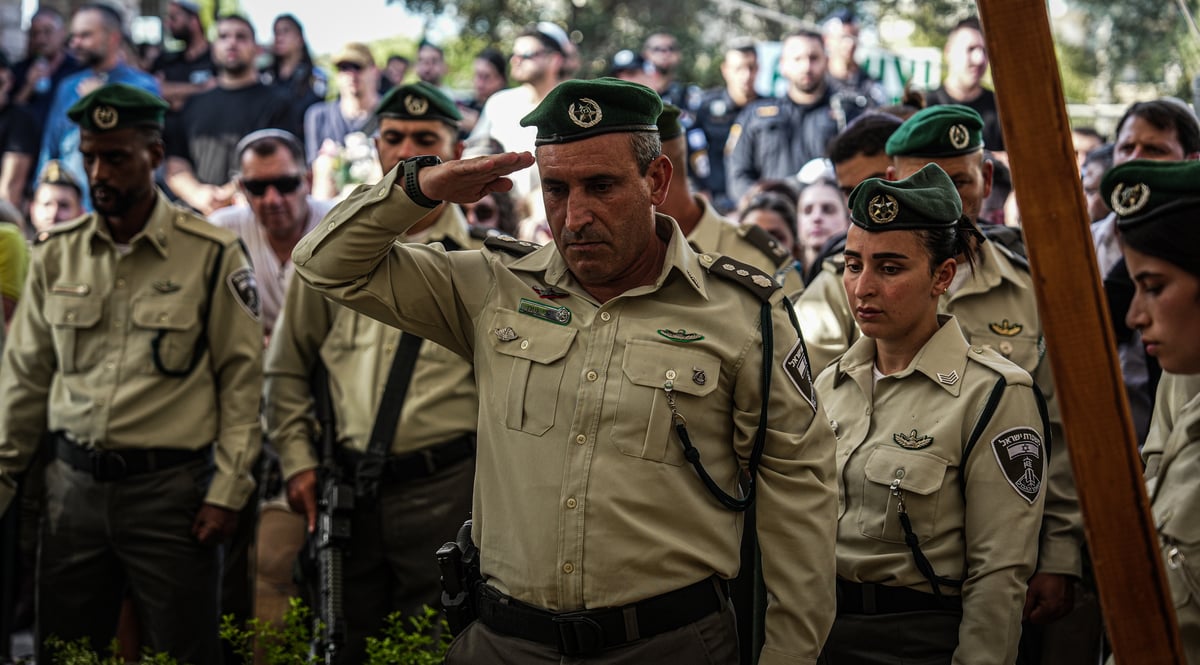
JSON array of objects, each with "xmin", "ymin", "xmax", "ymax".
[
  {"xmin": 610, "ymin": 340, "xmax": 721, "ymax": 466},
  {"xmin": 1157, "ymin": 495, "xmax": 1200, "ymax": 608},
  {"xmin": 44, "ymin": 294, "xmax": 103, "ymax": 374},
  {"xmin": 131, "ymin": 297, "xmax": 202, "ymax": 376},
  {"xmin": 860, "ymin": 446, "xmax": 949, "ymax": 544},
  {"xmin": 489, "ymin": 309, "xmax": 576, "ymax": 436}
]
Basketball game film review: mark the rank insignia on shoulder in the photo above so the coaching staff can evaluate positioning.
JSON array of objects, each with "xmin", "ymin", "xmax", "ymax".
[
  {"xmin": 494, "ymin": 327, "xmax": 518, "ymax": 342},
  {"xmin": 532, "ymin": 285, "xmax": 569, "ymax": 299},
  {"xmin": 936, "ymin": 370, "xmax": 959, "ymax": 386},
  {"xmin": 518, "ymin": 298, "xmax": 571, "ymax": 325},
  {"xmin": 657, "ymin": 328, "xmax": 705, "ymax": 343},
  {"xmin": 484, "ymin": 234, "xmax": 541, "ymax": 257},
  {"xmin": 991, "ymin": 427, "xmax": 1045, "ymax": 504},
  {"xmin": 988, "ymin": 319, "xmax": 1023, "ymax": 336},
  {"xmin": 756, "ymin": 105, "xmax": 779, "ymax": 118},
  {"xmin": 894, "ymin": 429, "xmax": 933, "ymax": 450},
  {"xmin": 153, "ymin": 280, "xmax": 181, "ymax": 294},
  {"xmin": 782, "ymin": 338, "xmax": 817, "ymax": 411},
  {"xmin": 227, "ymin": 267, "xmax": 260, "ymax": 320}
]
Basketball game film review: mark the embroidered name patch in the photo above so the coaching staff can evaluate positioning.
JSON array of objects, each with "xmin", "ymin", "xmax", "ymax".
[
  {"xmin": 991, "ymin": 426, "xmax": 1044, "ymax": 504},
  {"xmin": 518, "ymin": 298, "xmax": 571, "ymax": 325}
]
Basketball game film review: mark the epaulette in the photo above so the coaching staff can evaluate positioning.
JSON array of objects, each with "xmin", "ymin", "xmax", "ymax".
[
  {"xmin": 483, "ymin": 234, "xmax": 540, "ymax": 257},
  {"xmin": 700, "ymin": 253, "xmax": 780, "ymax": 303},
  {"xmin": 34, "ymin": 215, "xmax": 89, "ymax": 245},
  {"xmin": 174, "ymin": 211, "xmax": 239, "ymax": 246},
  {"xmin": 738, "ymin": 224, "xmax": 791, "ymax": 268},
  {"xmin": 980, "ymin": 225, "xmax": 1029, "ymax": 271},
  {"xmin": 967, "ymin": 344, "xmax": 1034, "ymax": 387},
  {"xmin": 469, "ymin": 225, "xmax": 495, "ymax": 241}
]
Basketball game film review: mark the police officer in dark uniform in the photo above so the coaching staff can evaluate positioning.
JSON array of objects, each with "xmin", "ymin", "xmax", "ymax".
[{"xmin": 691, "ymin": 39, "xmax": 760, "ymax": 214}]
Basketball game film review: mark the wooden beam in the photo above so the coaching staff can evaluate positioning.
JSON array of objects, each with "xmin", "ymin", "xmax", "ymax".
[{"xmin": 976, "ymin": 1, "xmax": 1184, "ymax": 662}]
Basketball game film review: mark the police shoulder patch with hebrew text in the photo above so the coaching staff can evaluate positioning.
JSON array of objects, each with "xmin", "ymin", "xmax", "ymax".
[
  {"xmin": 227, "ymin": 267, "xmax": 260, "ymax": 321},
  {"xmin": 782, "ymin": 338, "xmax": 817, "ymax": 411},
  {"xmin": 990, "ymin": 426, "xmax": 1044, "ymax": 504}
]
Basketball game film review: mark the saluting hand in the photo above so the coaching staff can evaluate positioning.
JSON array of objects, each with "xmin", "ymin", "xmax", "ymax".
[
  {"xmin": 418, "ymin": 151, "xmax": 535, "ymax": 205},
  {"xmin": 192, "ymin": 504, "xmax": 238, "ymax": 546},
  {"xmin": 286, "ymin": 469, "xmax": 319, "ymax": 534}
]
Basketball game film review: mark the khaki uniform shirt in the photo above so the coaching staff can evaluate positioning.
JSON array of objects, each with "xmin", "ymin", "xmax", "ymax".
[
  {"xmin": 292, "ymin": 169, "xmax": 838, "ymax": 665},
  {"xmin": 0, "ymin": 194, "xmax": 263, "ymax": 513},
  {"xmin": 796, "ymin": 240, "xmax": 1082, "ymax": 577},
  {"xmin": 1141, "ymin": 373, "xmax": 1200, "ymax": 663},
  {"xmin": 265, "ymin": 205, "xmax": 479, "ymax": 480},
  {"xmin": 816, "ymin": 316, "xmax": 1046, "ymax": 665},
  {"xmin": 686, "ymin": 196, "xmax": 805, "ymax": 299}
]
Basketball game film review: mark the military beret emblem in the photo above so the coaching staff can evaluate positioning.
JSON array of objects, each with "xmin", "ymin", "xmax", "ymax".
[
  {"xmin": 948, "ymin": 123, "xmax": 970, "ymax": 150},
  {"xmin": 568, "ymin": 97, "xmax": 602, "ymax": 128},
  {"xmin": 868, "ymin": 194, "xmax": 899, "ymax": 224},
  {"xmin": 1110, "ymin": 182, "xmax": 1150, "ymax": 216},
  {"xmin": 404, "ymin": 95, "xmax": 429, "ymax": 116},
  {"xmin": 93, "ymin": 104, "xmax": 119, "ymax": 130}
]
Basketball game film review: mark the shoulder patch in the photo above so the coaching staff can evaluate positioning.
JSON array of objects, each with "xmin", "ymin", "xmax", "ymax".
[
  {"xmin": 703, "ymin": 255, "xmax": 780, "ymax": 303},
  {"xmin": 484, "ymin": 234, "xmax": 540, "ymax": 257},
  {"xmin": 227, "ymin": 267, "xmax": 261, "ymax": 321},
  {"xmin": 738, "ymin": 224, "xmax": 791, "ymax": 268},
  {"xmin": 967, "ymin": 345, "xmax": 1034, "ymax": 387},
  {"xmin": 991, "ymin": 426, "xmax": 1044, "ymax": 504},
  {"xmin": 782, "ymin": 338, "xmax": 817, "ymax": 411},
  {"xmin": 755, "ymin": 105, "xmax": 780, "ymax": 118}
]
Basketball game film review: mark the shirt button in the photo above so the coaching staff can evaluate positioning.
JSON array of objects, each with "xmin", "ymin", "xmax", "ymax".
[
  {"xmin": 562, "ymin": 562, "xmax": 574, "ymax": 574},
  {"xmin": 865, "ymin": 407, "xmax": 873, "ymax": 416},
  {"xmin": 105, "ymin": 361, "xmax": 115, "ymax": 370},
  {"xmin": 566, "ymin": 497, "xmax": 578, "ymax": 509},
  {"xmin": 999, "ymin": 341, "xmax": 1014, "ymax": 356},
  {"xmin": 520, "ymin": 339, "xmax": 530, "ymax": 350},
  {"xmin": 384, "ymin": 345, "xmax": 395, "ymax": 353},
  {"xmin": 115, "ymin": 279, "xmax": 126, "ymax": 288},
  {"xmin": 895, "ymin": 469, "xmax": 905, "ymax": 479},
  {"xmin": 575, "ymin": 434, "xmax": 586, "ymax": 445},
  {"xmin": 665, "ymin": 369, "xmax": 677, "ymax": 380},
  {"xmin": 586, "ymin": 370, "xmax": 598, "ymax": 381},
  {"xmin": 66, "ymin": 312, "xmax": 76, "ymax": 321},
  {"xmin": 600, "ymin": 312, "xmax": 611, "ymax": 322}
]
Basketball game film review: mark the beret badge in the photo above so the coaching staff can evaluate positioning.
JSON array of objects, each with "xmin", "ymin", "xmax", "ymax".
[
  {"xmin": 92, "ymin": 105, "xmax": 119, "ymax": 130},
  {"xmin": 1111, "ymin": 182, "xmax": 1151, "ymax": 216},
  {"xmin": 868, "ymin": 194, "xmax": 900, "ymax": 224},
  {"xmin": 948, "ymin": 123, "xmax": 970, "ymax": 150},
  {"xmin": 568, "ymin": 97, "xmax": 602, "ymax": 128},
  {"xmin": 404, "ymin": 95, "xmax": 429, "ymax": 116}
]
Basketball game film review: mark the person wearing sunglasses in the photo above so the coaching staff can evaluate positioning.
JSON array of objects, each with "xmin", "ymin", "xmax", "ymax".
[
  {"xmin": 265, "ymin": 81, "xmax": 477, "ymax": 663},
  {"xmin": 305, "ymin": 42, "xmax": 381, "ymax": 200}
]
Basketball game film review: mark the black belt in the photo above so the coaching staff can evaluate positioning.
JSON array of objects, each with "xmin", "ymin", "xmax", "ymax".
[
  {"xmin": 53, "ymin": 433, "xmax": 210, "ymax": 482},
  {"xmin": 836, "ymin": 579, "xmax": 962, "ymax": 615},
  {"xmin": 476, "ymin": 576, "xmax": 728, "ymax": 656},
  {"xmin": 338, "ymin": 434, "xmax": 475, "ymax": 483}
]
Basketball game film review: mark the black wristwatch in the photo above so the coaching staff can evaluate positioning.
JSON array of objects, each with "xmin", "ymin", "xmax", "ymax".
[{"xmin": 401, "ymin": 155, "xmax": 443, "ymax": 208}]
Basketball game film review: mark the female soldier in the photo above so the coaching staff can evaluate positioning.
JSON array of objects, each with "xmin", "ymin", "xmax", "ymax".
[
  {"xmin": 817, "ymin": 164, "xmax": 1047, "ymax": 664},
  {"xmin": 1102, "ymin": 159, "xmax": 1200, "ymax": 662}
]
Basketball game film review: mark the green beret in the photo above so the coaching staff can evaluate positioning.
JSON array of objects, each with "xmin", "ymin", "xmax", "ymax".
[
  {"xmin": 886, "ymin": 104, "xmax": 984, "ymax": 157},
  {"xmin": 373, "ymin": 81, "xmax": 462, "ymax": 127},
  {"xmin": 67, "ymin": 83, "xmax": 168, "ymax": 132},
  {"xmin": 1101, "ymin": 159, "xmax": 1200, "ymax": 278},
  {"xmin": 520, "ymin": 77, "xmax": 661, "ymax": 146},
  {"xmin": 848, "ymin": 163, "xmax": 963, "ymax": 231},
  {"xmin": 657, "ymin": 104, "xmax": 683, "ymax": 141}
]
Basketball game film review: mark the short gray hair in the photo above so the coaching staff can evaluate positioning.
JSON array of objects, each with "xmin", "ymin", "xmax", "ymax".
[{"xmin": 630, "ymin": 132, "xmax": 661, "ymax": 175}]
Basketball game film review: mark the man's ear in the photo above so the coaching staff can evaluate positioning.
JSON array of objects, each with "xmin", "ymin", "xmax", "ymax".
[{"xmin": 647, "ymin": 154, "xmax": 673, "ymax": 206}]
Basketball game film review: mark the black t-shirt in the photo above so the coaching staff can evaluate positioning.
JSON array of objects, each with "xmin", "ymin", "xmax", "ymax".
[
  {"xmin": 151, "ymin": 47, "xmax": 216, "ymax": 86},
  {"xmin": 926, "ymin": 86, "xmax": 1005, "ymax": 152},
  {"xmin": 166, "ymin": 83, "xmax": 299, "ymax": 185},
  {"xmin": 0, "ymin": 103, "xmax": 39, "ymax": 157}
]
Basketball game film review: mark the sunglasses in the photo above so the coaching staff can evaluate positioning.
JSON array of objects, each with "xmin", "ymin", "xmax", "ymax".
[
  {"xmin": 649, "ymin": 45, "xmax": 679, "ymax": 53},
  {"xmin": 336, "ymin": 62, "xmax": 364, "ymax": 73},
  {"xmin": 242, "ymin": 176, "xmax": 302, "ymax": 197},
  {"xmin": 472, "ymin": 203, "xmax": 497, "ymax": 221},
  {"xmin": 512, "ymin": 50, "xmax": 547, "ymax": 62}
]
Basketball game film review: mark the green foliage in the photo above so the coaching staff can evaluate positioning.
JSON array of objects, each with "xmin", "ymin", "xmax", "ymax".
[
  {"xmin": 44, "ymin": 636, "xmax": 180, "ymax": 665},
  {"xmin": 219, "ymin": 597, "xmax": 318, "ymax": 665},
  {"xmin": 363, "ymin": 606, "xmax": 453, "ymax": 665}
]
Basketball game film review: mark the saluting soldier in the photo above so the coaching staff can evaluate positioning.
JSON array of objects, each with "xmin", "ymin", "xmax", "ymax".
[
  {"xmin": 817, "ymin": 164, "xmax": 1046, "ymax": 664},
  {"xmin": 291, "ymin": 78, "xmax": 838, "ymax": 664},
  {"xmin": 796, "ymin": 105, "xmax": 1084, "ymax": 631},
  {"xmin": 0, "ymin": 83, "xmax": 263, "ymax": 663},
  {"xmin": 266, "ymin": 81, "xmax": 477, "ymax": 663},
  {"xmin": 1101, "ymin": 160, "xmax": 1200, "ymax": 663}
]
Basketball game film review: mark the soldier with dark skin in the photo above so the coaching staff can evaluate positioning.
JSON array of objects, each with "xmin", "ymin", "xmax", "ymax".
[{"xmin": 0, "ymin": 83, "xmax": 262, "ymax": 663}]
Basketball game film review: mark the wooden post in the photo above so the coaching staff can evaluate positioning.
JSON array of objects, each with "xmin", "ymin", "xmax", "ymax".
[{"xmin": 976, "ymin": 1, "xmax": 1184, "ymax": 662}]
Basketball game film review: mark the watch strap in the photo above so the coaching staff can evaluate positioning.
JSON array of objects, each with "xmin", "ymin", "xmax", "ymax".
[{"xmin": 402, "ymin": 156, "xmax": 442, "ymax": 208}]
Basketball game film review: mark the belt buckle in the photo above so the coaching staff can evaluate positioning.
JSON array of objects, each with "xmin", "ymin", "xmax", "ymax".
[
  {"xmin": 92, "ymin": 450, "xmax": 127, "ymax": 482},
  {"xmin": 552, "ymin": 612, "xmax": 605, "ymax": 656}
]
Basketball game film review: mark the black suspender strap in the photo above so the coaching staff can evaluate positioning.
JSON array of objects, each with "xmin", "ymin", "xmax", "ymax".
[{"xmin": 356, "ymin": 332, "xmax": 424, "ymax": 502}]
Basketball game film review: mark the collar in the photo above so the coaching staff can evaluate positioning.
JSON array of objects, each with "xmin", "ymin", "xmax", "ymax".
[
  {"xmin": 833, "ymin": 315, "xmax": 968, "ymax": 396},
  {"xmin": 86, "ymin": 192, "xmax": 174, "ymax": 258},
  {"xmin": 513, "ymin": 213, "xmax": 710, "ymax": 302},
  {"xmin": 949, "ymin": 238, "xmax": 1030, "ymax": 300}
]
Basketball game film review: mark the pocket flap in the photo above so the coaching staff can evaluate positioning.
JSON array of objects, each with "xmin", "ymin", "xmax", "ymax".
[
  {"xmin": 621, "ymin": 339, "xmax": 720, "ymax": 397},
  {"xmin": 45, "ymin": 294, "xmax": 102, "ymax": 328},
  {"xmin": 489, "ymin": 309, "xmax": 576, "ymax": 364},
  {"xmin": 864, "ymin": 446, "xmax": 948, "ymax": 496},
  {"xmin": 132, "ymin": 298, "xmax": 199, "ymax": 331}
]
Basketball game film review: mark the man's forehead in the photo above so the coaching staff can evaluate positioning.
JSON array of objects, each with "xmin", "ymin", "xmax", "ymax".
[
  {"xmin": 379, "ymin": 118, "xmax": 448, "ymax": 135},
  {"xmin": 241, "ymin": 150, "xmax": 302, "ymax": 175}
]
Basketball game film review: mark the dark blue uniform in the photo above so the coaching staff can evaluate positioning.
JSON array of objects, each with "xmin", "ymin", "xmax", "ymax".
[{"xmin": 691, "ymin": 87, "xmax": 750, "ymax": 214}]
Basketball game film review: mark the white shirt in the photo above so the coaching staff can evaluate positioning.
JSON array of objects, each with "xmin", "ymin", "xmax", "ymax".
[
  {"xmin": 210, "ymin": 196, "xmax": 334, "ymax": 333},
  {"xmin": 469, "ymin": 86, "xmax": 543, "ymax": 199}
]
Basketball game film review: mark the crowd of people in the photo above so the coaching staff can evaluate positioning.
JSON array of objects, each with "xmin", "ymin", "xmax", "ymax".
[{"xmin": 0, "ymin": 2, "xmax": 1199, "ymax": 665}]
